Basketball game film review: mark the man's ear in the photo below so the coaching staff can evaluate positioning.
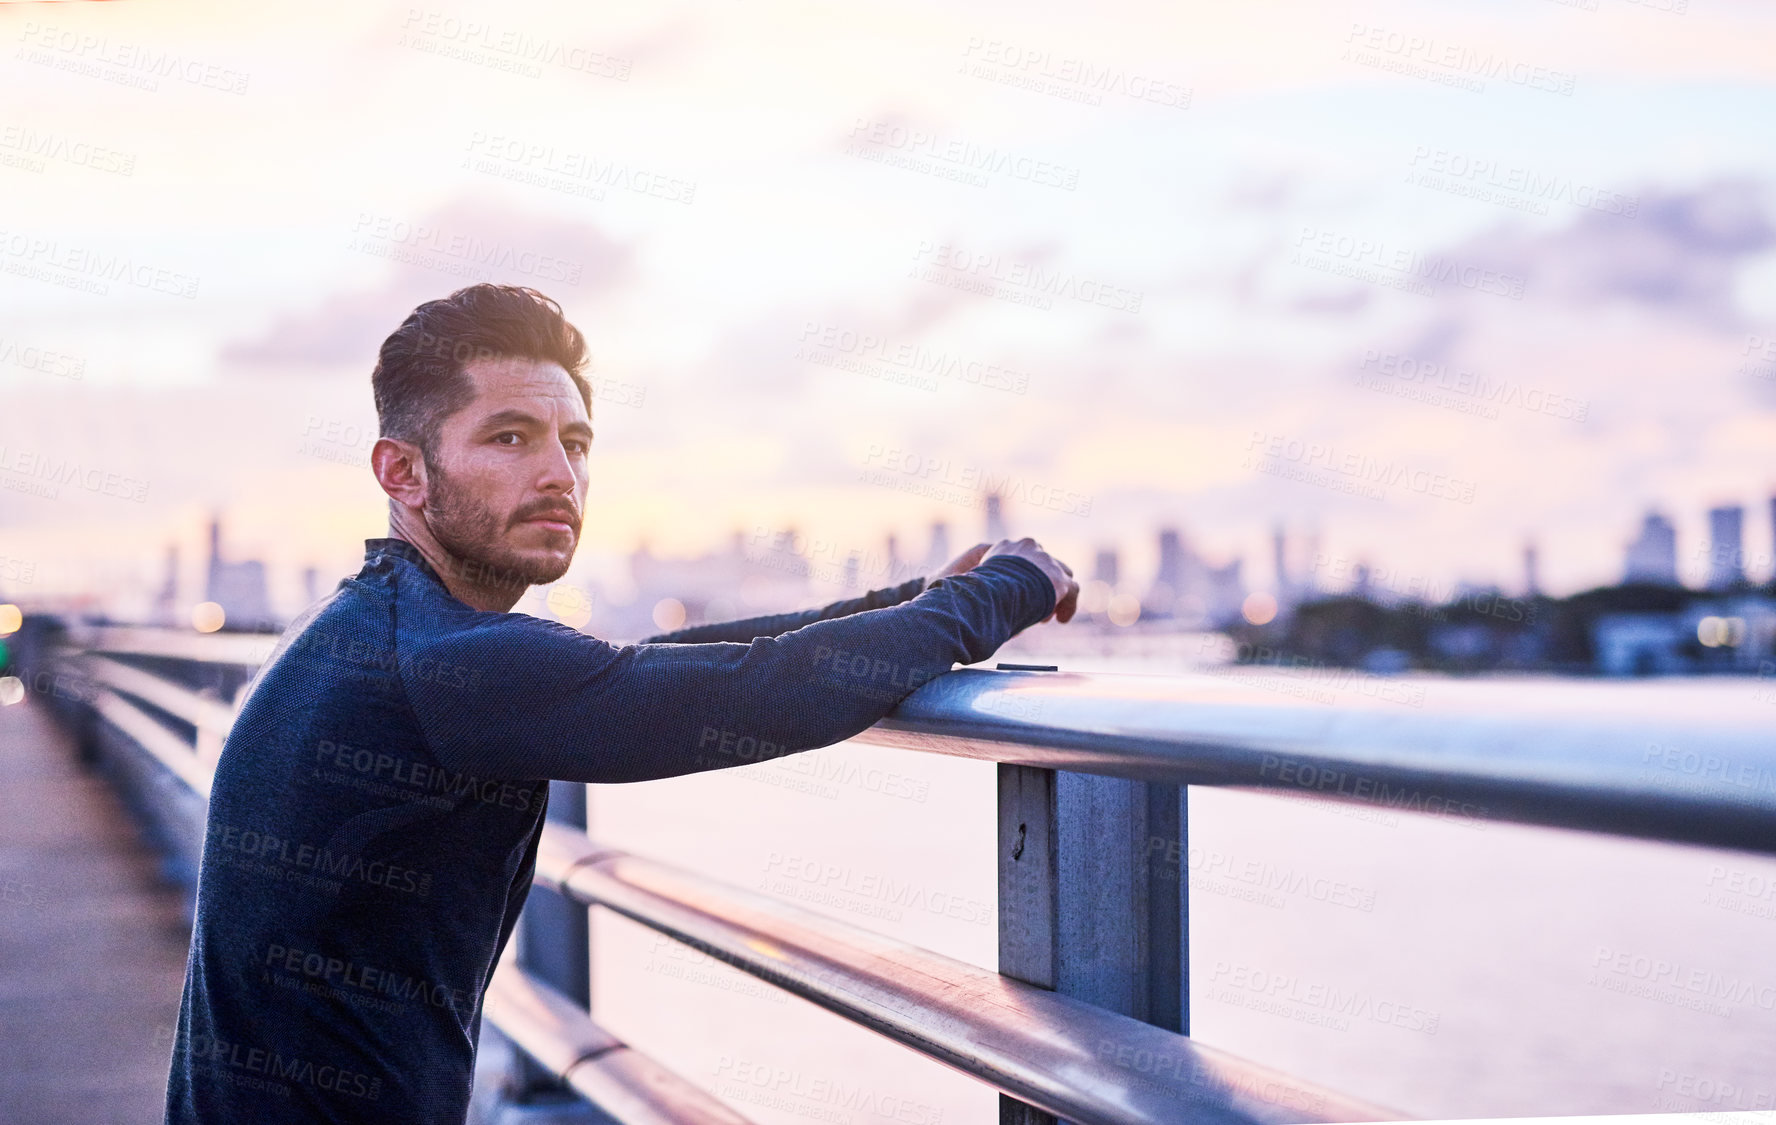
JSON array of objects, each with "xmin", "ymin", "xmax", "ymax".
[{"xmin": 372, "ymin": 437, "xmax": 428, "ymax": 511}]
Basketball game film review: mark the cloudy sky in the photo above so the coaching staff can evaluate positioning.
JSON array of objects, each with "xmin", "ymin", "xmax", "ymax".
[{"xmin": 3, "ymin": 0, "xmax": 1775, "ymax": 620}]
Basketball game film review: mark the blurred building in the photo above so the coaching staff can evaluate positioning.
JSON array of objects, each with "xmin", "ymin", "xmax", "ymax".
[
  {"xmin": 984, "ymin": 492, "xmax": 1007, "ymax": 541},
  {"xmin": 1093, "ymin": 547, "xmax": 1119, "ymax": 587},
  {"xmin": 1523, "ymin": 542, "xmax": 1541, "ymax": 597},
  {"xmin": 1146, "ymin": 526, "xmax": 1244, "ymax": 626},
  {"xmin": 1707, "ymin": 505, "xmax": 1746, "ymax": 590},
  {"xmin": 923, "ymin": 521, "xmax": 951, "ymax": 572},
  {"xmin": 151, "ymin": 544, "xmax": 180, "ymax": 627},
  {"xmin": 629, "ymin": 527, "xmax": 812, "ymax": 629},
  {"xmin": 1623, "ymin": 511, "xmax": 1678, "ymax": 585},
  {"xmin": 205, "ymin": 516, "xmax": 276, "ymax": 630}
]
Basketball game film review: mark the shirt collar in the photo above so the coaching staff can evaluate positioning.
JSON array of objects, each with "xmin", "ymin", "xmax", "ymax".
[{"xmin": 363, "ymin": 537, "xmax": 446, "ymax": 588}]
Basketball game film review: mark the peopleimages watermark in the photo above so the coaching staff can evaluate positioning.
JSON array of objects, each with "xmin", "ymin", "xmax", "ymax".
[
  {"xmin": 957, "ymin": 37, "xmax": 1191, "ymax": 110},
  {"xmin": 1341, "ymin": 23, "xmax": 1577, "ymax": 97},
  {"xmin": 397, "ymin": 9, "xmax": 631, "ymax": 82},
  {"xmin": 845, "ymin": 117, "xmax": 1079, "ymax": 192},
  {"xmin": 312, "ymin": 739, "xmax": 544, "ymax": 813},
  {"xmin": 1355, "ymin": 349, "xmax": 1589, "ymax": 423},
  {"xmin": 298, "ymin": 415, "xmax": 375, "ymax": 470},
  {"xmin": 714, "ymin": 1054, "xmax": 946, "ymax": 1125},
  {"xmin": 795, "ymin": 321, "xmax": 1031, "ymax": 396},
  {"xmin": 1206, "ymin": 640, "xmax": 1431, "ymax": 709},
  {"xmin": 1292, "ymin": 226, "xmax": 1525, "ymax": 301},
  {"xmin": 1404, "ymin": 145, "xmax": 1637, "ymax": 218},
  {"xmin": 1743, "ymin": 335, "xmax": 1776, "ymax": 382},
  {"xmin": 461, "ymin": 131, "xmax": 696, "ymax": 204},
  {"xmin": 1588, "ymin": 946, "xmax": 1775, "ymax": 1017},
  {"xmin": 760, "ymin": 851, "xmax": 991, "ymax": 926},
  {"xmin": 1257, "ymin": 753, "xmax": 1490, "ymax": 829},
  {"xmin": 1701, "ymin": 864, "xmax": 1776, "ymax": 924},
  {"xmin": 1640, "ymin": 742, "xmax": 1776, "ymax": 807},
  {"xmin": 1205, "ymin": 960, "xmax": 1441, "ymax": 1036},
  {"xmin": 14, "ymin": 22, "xmax": 250, "ymax": 95},
  {"xmin": 640, "ymin": 931, "xmax": 790, "ymax": 1006},
  {"xmin": 207, "ymin": 822, "xmax": 434, "ymax": 898},
  {"xmin": 0, "ymin": 123, "xmax": 136, "ymax": 177},
  {"xmin": 0, "ymin": 873, "xmax": 50, "ymax": 912},
  {"xmin": 1653, "ymin": 1069, "xmax": 1774, "ymax": 1113},
  {"xmin": 1146, "ymin": 834, "xmax": 1379, "ymax": 912},
  {"xmin": 0, "ymin": 554, "xmax": 38, "ymax": 586},
  {"xmin": 347, "ymin": 212, "xmax": 583, "ymax": 286},
  {"xmin": 859, "ymin": 442, "xmax": 1093, "ymax": 517},
  {"xmin": 1308, "ymin": 552, "xmax": 1539, "ymax": 626},
  {"xmin": 177, "ymin": 1029, "xmax": 382, "ymax": 1102},
  {"xmin": 1244, "ymin": 430, "xmax": 1478, "ymax": 506},
  {"xmin": 1094, "ymin": 1034, "xmax": 1332, "ymax": 1113},
  {"xmin": 0, "ymin": 443, "xmax": 149, "ymax": 503},
  {"xmin": 909, "ymin": 240, "xmax": 1143, "ymax": 314},
  {"xmin": 0, "ymin": 229, "xmax": 200, "ymax": 299},
  {"xmin": 258, "ymin": 942, "xmax": 476, "ymax": 1016},
  {"xmin": 697, "ymin": 726, "xmax": 932, "ymax": 803},
  {"xmin": 0, "ymin": 333, "xmax": 84, "ymax": 380}
]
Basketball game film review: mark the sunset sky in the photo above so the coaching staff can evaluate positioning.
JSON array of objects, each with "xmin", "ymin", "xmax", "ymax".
[{"xmin": 3, "ymin": 0, "xmax": 1775, "ymax": 621}]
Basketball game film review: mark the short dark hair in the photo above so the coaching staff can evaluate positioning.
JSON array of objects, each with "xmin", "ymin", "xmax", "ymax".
[{"xmin": 371, "ymin": 284, "xmax": 591, "ymax": 458}]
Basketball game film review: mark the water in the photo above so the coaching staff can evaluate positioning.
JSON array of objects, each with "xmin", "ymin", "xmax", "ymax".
[{"xmin": 581, "ymin": 660, "xmax": 1776, "ymax": 1120}]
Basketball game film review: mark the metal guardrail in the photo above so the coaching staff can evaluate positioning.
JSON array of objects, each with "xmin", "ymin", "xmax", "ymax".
[
  {"xmin": 532, "ymin": 827, "xmax": 1392, "ymax": 1124},
  {"xmin": 26, "ymin": 620, "xmax": 1773, "ymax": 1122},
  {"xmin": 854, "ymin": 667, "xmax": 1776, "ymax": 856}
]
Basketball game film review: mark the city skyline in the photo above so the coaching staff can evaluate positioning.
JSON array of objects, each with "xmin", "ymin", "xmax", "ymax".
[{"xmin": 4, "ymin": 2, "xmax": 1776, "ymax": 619}]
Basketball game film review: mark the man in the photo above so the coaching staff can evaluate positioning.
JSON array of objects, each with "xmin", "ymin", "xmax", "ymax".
[{"xmin": 164, "ymin": 283, "xmax": 1078, "ymax": 1123}]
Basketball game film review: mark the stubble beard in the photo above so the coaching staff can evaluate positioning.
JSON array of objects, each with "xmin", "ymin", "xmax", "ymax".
[{"xmin": 423, "ymin": 457, "xmax": 573, "ymax": 590}]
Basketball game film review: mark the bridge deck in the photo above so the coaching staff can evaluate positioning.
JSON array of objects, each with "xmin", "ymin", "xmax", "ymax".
[{"xmin": 0, "ymin": 696, "xmax": 191, "ymax": 1124}]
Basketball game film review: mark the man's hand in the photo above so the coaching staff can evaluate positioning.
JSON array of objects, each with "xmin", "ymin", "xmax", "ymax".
[{"xmin": 935, "ymin": 538, "xmax": 1078, "ymax": 624}]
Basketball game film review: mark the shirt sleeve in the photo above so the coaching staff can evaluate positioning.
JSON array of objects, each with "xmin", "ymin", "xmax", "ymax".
[
  {"xmin": 400, "ymin": 555, "xmax": 1056, "ymax": 784},
  {"xmin": 638, "ymin": 575, "xmax": 928, "ymax": 644}
]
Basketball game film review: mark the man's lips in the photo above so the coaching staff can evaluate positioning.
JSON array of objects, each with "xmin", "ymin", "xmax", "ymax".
[{"xmin": 520, "ymin": 513, "xmax": 578, "ymax": 532}]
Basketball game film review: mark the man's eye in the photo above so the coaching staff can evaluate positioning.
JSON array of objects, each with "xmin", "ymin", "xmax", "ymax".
[
  {"xmin": 565, "ymin": 440, "xmax": 588, "ymax": 454},
  {"xmin": 494, "ymin": 432, "xmax": 521, "ymax": 445}
]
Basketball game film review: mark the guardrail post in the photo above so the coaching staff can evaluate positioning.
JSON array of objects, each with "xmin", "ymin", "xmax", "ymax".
[
  {"xmin": 511, "ymin": 780, "xmax": 599, "ymax": 1114},
  {"xmin": 998, "ymin": 766, "xmax": 1187, "ymax": 1123}
]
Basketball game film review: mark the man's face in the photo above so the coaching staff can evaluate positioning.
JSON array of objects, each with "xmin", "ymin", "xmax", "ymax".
[{"xmin": 421, "ymin": 355, "xmax": 591, "ymax": 588}]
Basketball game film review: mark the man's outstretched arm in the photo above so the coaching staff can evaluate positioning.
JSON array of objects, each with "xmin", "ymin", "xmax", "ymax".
[
  {"xmin": 400, "ymin": 552, "xmax": 1062, "ymax": 785},
  {"xmin": 637, "ymin": 543, "xmax": 998, "ymax": 644}
]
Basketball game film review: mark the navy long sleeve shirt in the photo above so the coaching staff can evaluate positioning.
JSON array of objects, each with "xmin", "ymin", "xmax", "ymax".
[{"xmin": 164, "ymin": 536, "xmax": 1055, "ymax": 1124}]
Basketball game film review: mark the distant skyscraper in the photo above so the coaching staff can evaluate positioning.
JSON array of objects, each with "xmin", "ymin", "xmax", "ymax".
[
  {"xmin": 1093, "ymin": 547, "xmax": 1120, "ymax": 587},
  {"xmin": 205, "ymin": 515, "xmax": 276, "ymax": 629},
  {"xmin": 842, "ymin": 551, "xmax": 860, "ymax": 591},
  {"xmin": 1352, "ymin": 560, "xmax": 1372, "ymax": 598},
  {"xmin": 1523, "ymin": 542, "xmax": 1541, "ymax": 597},
  {"xmin": 1142, "ymin": 526, "xmax": 1243, "ymax": 624},
  {"xmin": 925, "ymin": 521, "xmax": 950, "ymax": 571},
  {"xmin": 1272, "ymin": 525, "xmax": 1289, "ymax": 598},
  {"xmin": 1300, "ymin": 529, "xmax": 1320, "ymax": 597},
  {"xmin": 1152, "ymin": 528, "xmax": 1185, "ymax": 612},
  {"xmin": 1623, "ymin": 511, "xmax": 1678, "ymax": 586},
  {"xmin": 152, "ymin": 543, "xmax": 180, "ymax": 626},
  {"xmin": 984, "ymin": 492, "xmax": 1007, "ymax": 541},
  {"xmin": 1707, "ymin": 505, "xmax": 1745, "ymax": 590}
]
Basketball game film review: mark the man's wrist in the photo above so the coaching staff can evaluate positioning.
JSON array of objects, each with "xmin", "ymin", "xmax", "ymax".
[{"xmin": 972, "ymin": 555, "xmax": 1059, "ymax": 626}]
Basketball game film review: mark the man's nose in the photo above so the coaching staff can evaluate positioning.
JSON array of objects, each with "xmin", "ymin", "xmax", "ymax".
[{"xmin": 536, "ymin": 440, "xmax": 578, "ymax": 496}]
